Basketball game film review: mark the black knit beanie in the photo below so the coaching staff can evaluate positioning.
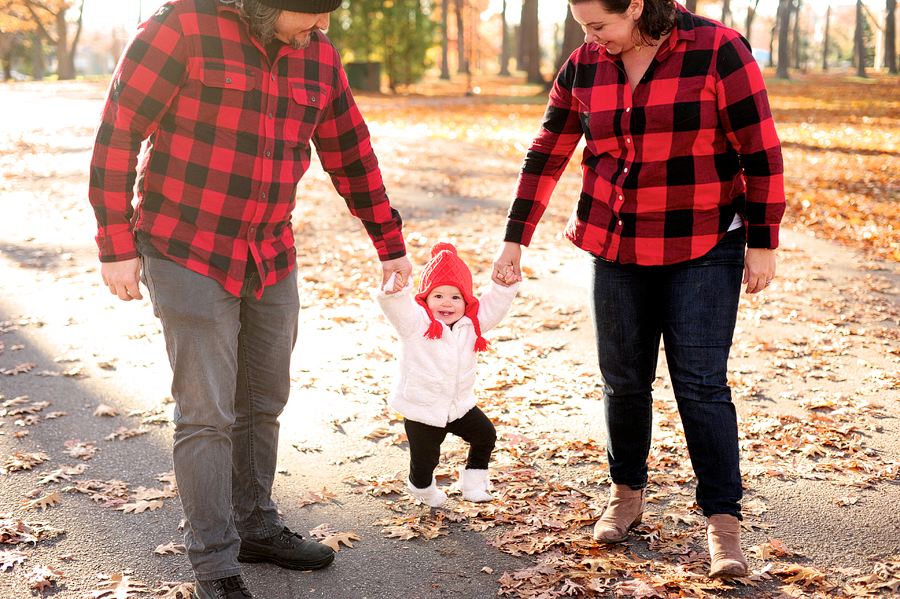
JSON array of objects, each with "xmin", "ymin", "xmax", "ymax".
[{"xmin": 256, "ymin": 0, "xmax": 342, "ymax": 11}]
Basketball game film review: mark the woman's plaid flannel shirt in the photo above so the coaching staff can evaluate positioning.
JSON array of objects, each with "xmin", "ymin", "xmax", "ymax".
[{"xmin": 504, "ymin": 5, "xmax": 785, "ymax": 264}]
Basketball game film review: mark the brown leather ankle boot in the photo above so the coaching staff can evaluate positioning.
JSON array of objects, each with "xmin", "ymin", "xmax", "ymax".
[
  {"xmin": 707, "ymin": 514, "xmax": 748, "ymax": 578},
  {"xmin": 592, "ymin": 483, "xmax": 646, "ymax": 544}
]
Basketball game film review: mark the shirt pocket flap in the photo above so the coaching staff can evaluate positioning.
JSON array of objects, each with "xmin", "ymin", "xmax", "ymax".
[
  {"xmin": 291, "ymin": 84, "xmax": 325, "ymax": 108},
  {"xmin": 201, "ymin": 67, "xmax": 254, "ymax": 91}
]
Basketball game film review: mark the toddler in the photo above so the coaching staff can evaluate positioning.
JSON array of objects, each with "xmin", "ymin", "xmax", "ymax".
[{"xmin": 376, "ymin": 242, "xmax": 519, "ymax": 507}]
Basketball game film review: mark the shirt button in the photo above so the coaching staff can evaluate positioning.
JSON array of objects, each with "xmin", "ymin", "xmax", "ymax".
[
  {"xmin": 265, "ymin": 151, "xmax": 271, "ymax": 157},
  {"xmin": 626, "ymin": 138, "xmax": 631, "ymax": 144},
  {"xmin": 268, "ymin": 113, "xmax": 273, "ymax": 119},
  {"xmin": 250, "ymin": 227, "xmax": 255, "ymax": 234},
  {"xmin": 310, "ymin": 96, "xmax": 317, "ymax": 103},
  {"xmin": 261, "ymin": 192, "xmax": 266, "ymax": 199},
  {"xmin": 626, "ymin": 107, "xmax": 631, "ymax": 112},
  {"xmin": 618, "ymin": 220, "xmax": 623, "ymax": 226},
  {"xmin": 225, "ymin": 77, "xmax": 232, "ymax": 84},
  {"xmin": 271, "ymin": 75, "xmax": 275, "ymax": 82},
  {"xmin": 623, "ymin": 167, "xmax": 628, "ymax": 173},
  {"xmin": 618, "ymin": 195, "xmax": 623, "ymax": 200}
]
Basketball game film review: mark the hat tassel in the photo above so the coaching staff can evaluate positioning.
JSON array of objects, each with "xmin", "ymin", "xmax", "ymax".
[{"xmin": 424, "ymin": 318, "xmax": 444, "ymax": 340}]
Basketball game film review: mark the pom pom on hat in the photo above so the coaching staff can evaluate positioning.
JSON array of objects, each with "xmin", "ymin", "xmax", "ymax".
[{"xmin": 415, "ymin": 243, "xmax": 489, "ymax": 352}]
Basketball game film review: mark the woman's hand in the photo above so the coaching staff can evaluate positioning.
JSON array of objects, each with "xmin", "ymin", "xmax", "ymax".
[
  {"xmin": 743, "ymin": 248, "xmax": 776, "ymax": 294},
  {"xmin": 492, "ymin": 242, "xmax": 523, "ymax": 286}
]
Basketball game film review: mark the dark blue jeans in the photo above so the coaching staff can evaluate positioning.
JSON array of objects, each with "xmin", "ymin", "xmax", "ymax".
[{"xmin": 589, "ymin": 229, "xmax": 745, "ymax": 519}]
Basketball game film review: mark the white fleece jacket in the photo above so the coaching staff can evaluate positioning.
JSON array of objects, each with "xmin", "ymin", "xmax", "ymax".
[{"xmin": 375, "ymin": 279, "xmax": 519, "ymax": 428}]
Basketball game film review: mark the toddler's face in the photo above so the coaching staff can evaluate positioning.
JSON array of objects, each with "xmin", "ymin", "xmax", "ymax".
[{"xmin": 426, "ymin": 285, "xmax": 466, "ymax": 326}]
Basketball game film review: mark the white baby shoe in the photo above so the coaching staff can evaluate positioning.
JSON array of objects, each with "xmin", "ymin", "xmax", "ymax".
[
  {"xmin": 459, "ymin": 468, "xmax": 493, "ymax": 502},
  {"xmin": 407, "ymin": 477, "xmax": 447, "ymax": 508}
]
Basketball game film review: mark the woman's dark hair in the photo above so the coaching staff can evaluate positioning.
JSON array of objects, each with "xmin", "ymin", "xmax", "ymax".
[{"xmin": 568, "ymin": 0, "xmax": 676, "ymax": 44}]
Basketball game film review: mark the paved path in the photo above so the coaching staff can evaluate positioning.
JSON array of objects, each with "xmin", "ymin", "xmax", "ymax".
[{"xmin": 1, "ymin": 81, "xmax": 899, "ymax": 599}]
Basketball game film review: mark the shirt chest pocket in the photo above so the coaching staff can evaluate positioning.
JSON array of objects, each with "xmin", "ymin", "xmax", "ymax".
[
  {"xmin": 195, "ymin": 65, "xmax": 257, "ymax": 131},
  {"xmin": 283, "ymin": 84, "xmax": 326, "ymax": 148},
  {"xmin": 642, "ymin": 79, "xmax": 712, "ymax": 134}
]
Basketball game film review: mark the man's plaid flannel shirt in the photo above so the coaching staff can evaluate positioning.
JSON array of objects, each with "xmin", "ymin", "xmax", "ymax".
[{"xmin": 89, "ymin": 0, "xmax": 405, "ymax": 298}]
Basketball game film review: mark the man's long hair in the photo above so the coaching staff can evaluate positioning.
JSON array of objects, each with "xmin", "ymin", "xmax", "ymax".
[{"xmin": 220, "ymin": 0, "xmax": 281, "ymax": 45}]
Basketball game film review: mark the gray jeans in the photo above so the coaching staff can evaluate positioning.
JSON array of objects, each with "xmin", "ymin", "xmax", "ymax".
[{"xmin": 141, "ymin": 255, "xmax": 299, "ymax": 581}]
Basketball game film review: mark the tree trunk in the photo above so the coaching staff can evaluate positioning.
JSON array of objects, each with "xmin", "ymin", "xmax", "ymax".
[
  {"xmin": 775, "ymin": 0, "xmax": 791, "ymax": 79},
  {"xmin": 855, "ymin": 0, "xmax": 867, "ymax": 77},
  {"xmin": 684, "ymin": 0, "xmax": 697, "ymax": 13},
  {"xmin": 441, "ymin": 0, "xmax": 450, "ymax": 79},
  {"xmin": 499, "ymin": 0, "xmax": 510, "ymax": 75},
  {"xmin": 554, "ymin": 6, "xmax": 582, "ymax": 75},
  {"xmin": 65, "ymin": 0, "xmax": 85, "ymax": 80},
  {"xmin": 822, "ymin": 5, "xmax": 831, "ymax": 69},
  {"xmin": 886, "ymin": 0, "xmax": 897, "ymax": 73},
  {"xmin": 745, "ymin": 0, "xmax": 760, "ymax": 39},
  {"xmin": 722, "ymin": 0, "xmax": 731, "ymax": 28},
  {"xmin": 791, "ymin": 0, "xmax": 801, "ymax": 70},
  {"xmin": 55, "ymin": 11, "xmax": 74, "ymax": 80},
  {"xmin": 33, "ymin": 30, "xmax": 44, "ymax": 80},
  {"xmin": 520, "ymin": 0, "xmax": 544, "ymax": 85},
  {"xmin": 456, "ymin": 0, "xmax": 468, "ymax": 74}
]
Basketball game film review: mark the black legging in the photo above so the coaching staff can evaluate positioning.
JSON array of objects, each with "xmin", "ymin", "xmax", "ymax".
[{"xmin": 404, "ymin": 406, "xmax": 496, "ymax": 489}]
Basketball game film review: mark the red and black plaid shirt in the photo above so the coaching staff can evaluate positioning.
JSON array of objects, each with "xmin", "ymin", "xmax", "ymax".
[
  {"xmin": 89, "ymin": 0, "xmax": 405, "ymax": 297},
  {"xmin": 504, "ymin": 5, "xmax": 785, "ymax": 264}
]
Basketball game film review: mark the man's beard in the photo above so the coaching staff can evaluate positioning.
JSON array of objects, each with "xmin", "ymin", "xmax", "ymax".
[{"xmin": 282, "ymin": 30, "xmax": 314, "ymax": 50}]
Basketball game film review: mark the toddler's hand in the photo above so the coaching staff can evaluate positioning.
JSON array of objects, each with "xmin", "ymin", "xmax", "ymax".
[{"xmin": 383, "ymin": 272, "xmax": 403, "ymax": 294}]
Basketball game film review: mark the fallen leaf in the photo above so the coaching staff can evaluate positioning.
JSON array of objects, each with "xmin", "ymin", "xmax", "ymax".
[
  {"xmin": 321, "ymin": 531, "xmax": 360, "ymax": 552},
  {"xmin": 364, "ymin": 425, "xmax": 393, "ymax": 439},
  {"xmin": 2, "ymin": 451, "xmax": 50, "ymax": 473},
  {"xmin": 63, "ymin": 440, "xmax": 98, "ymax": 460},
  {"xmin": 153, "ymin": 542, "xmax": 185, "ymax": 555},
  {"xmin": 21, "ymin": 492, "xmax": 60, "ymax": 511},
  {"xmin": 85, "ymin": 573, "xmax": 148, "ymax": 598},
  {"xmin": 116, "ymin": 500, "xmax": 164, "ymax": 513},
  {"xmin": 0, "ymin": 549, "xmax": 28, "ymax": 572},
  {"xmin": 152, "ymin": 581, "xmax": 194, "ymax": 599},
  {"xmin": 94, "ymin": 404, "xmax": 121, "ymax": 417},
  {"xmin": 26, "ymin": 564, "xmax": 65, "ymax": 592}
]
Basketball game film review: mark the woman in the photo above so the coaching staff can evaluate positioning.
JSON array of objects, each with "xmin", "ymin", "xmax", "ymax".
[{"xmin": 492, "ymin": 0, "xmax": 784, "ymax": 578}]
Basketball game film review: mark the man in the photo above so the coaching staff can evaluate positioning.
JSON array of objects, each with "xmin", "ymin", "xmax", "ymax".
[{"xmin": 88, "ymin": 1, "xmax": 411, "ymax": 598}]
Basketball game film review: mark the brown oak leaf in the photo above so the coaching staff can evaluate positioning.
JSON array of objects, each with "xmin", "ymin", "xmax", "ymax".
[
  {"xmin": 153, "ymin": 542, "xmax": 185, "ymax": 555},
  {"xmin": 93, "ymin": 404, "xmax": 121, "ymax": 417},
  {"xmin": 321, "ymin": 531, "xmax": 360, "ymax": 552},
  {"xmin": 85, "ymin": 573, "xmax": 148, "ymax": 598},
  {"xmin": 21, "ymin": 492, "xmax": 60, "ymax": 511},
  {"xmin": 0, "ymin": 549, "xmax": 28, "ymax": 572},
  {"xmin": 63, "ymin": 440, "xmax": 98, "ymax": 460}
]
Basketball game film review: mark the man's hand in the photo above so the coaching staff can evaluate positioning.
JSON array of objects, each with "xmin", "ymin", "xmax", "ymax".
[
  {"xmin": 101, "ymin": 258, "xmax": 144, "ymax": 301},
  {"xmin": 743, "ymin": 248, "xmax": 776, "ymax": 294},
  {"xmin": 491, "ymin": 242, "xmax": 523, "ymax": 286},
  {"xmin": 381, "ymin": 256, "xmax": 412, "ymax": 291}
]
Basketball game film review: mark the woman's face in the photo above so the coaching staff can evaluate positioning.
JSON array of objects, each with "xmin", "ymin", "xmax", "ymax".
[{"xmin": 571, "ymin": 0, "xmax": 643, "ymax": 56}]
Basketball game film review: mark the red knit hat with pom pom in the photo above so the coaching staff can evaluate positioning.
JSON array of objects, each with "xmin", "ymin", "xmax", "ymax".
[{"xmin": 415, "ymin": 242, "xmax": 489, "ymax": 352}]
